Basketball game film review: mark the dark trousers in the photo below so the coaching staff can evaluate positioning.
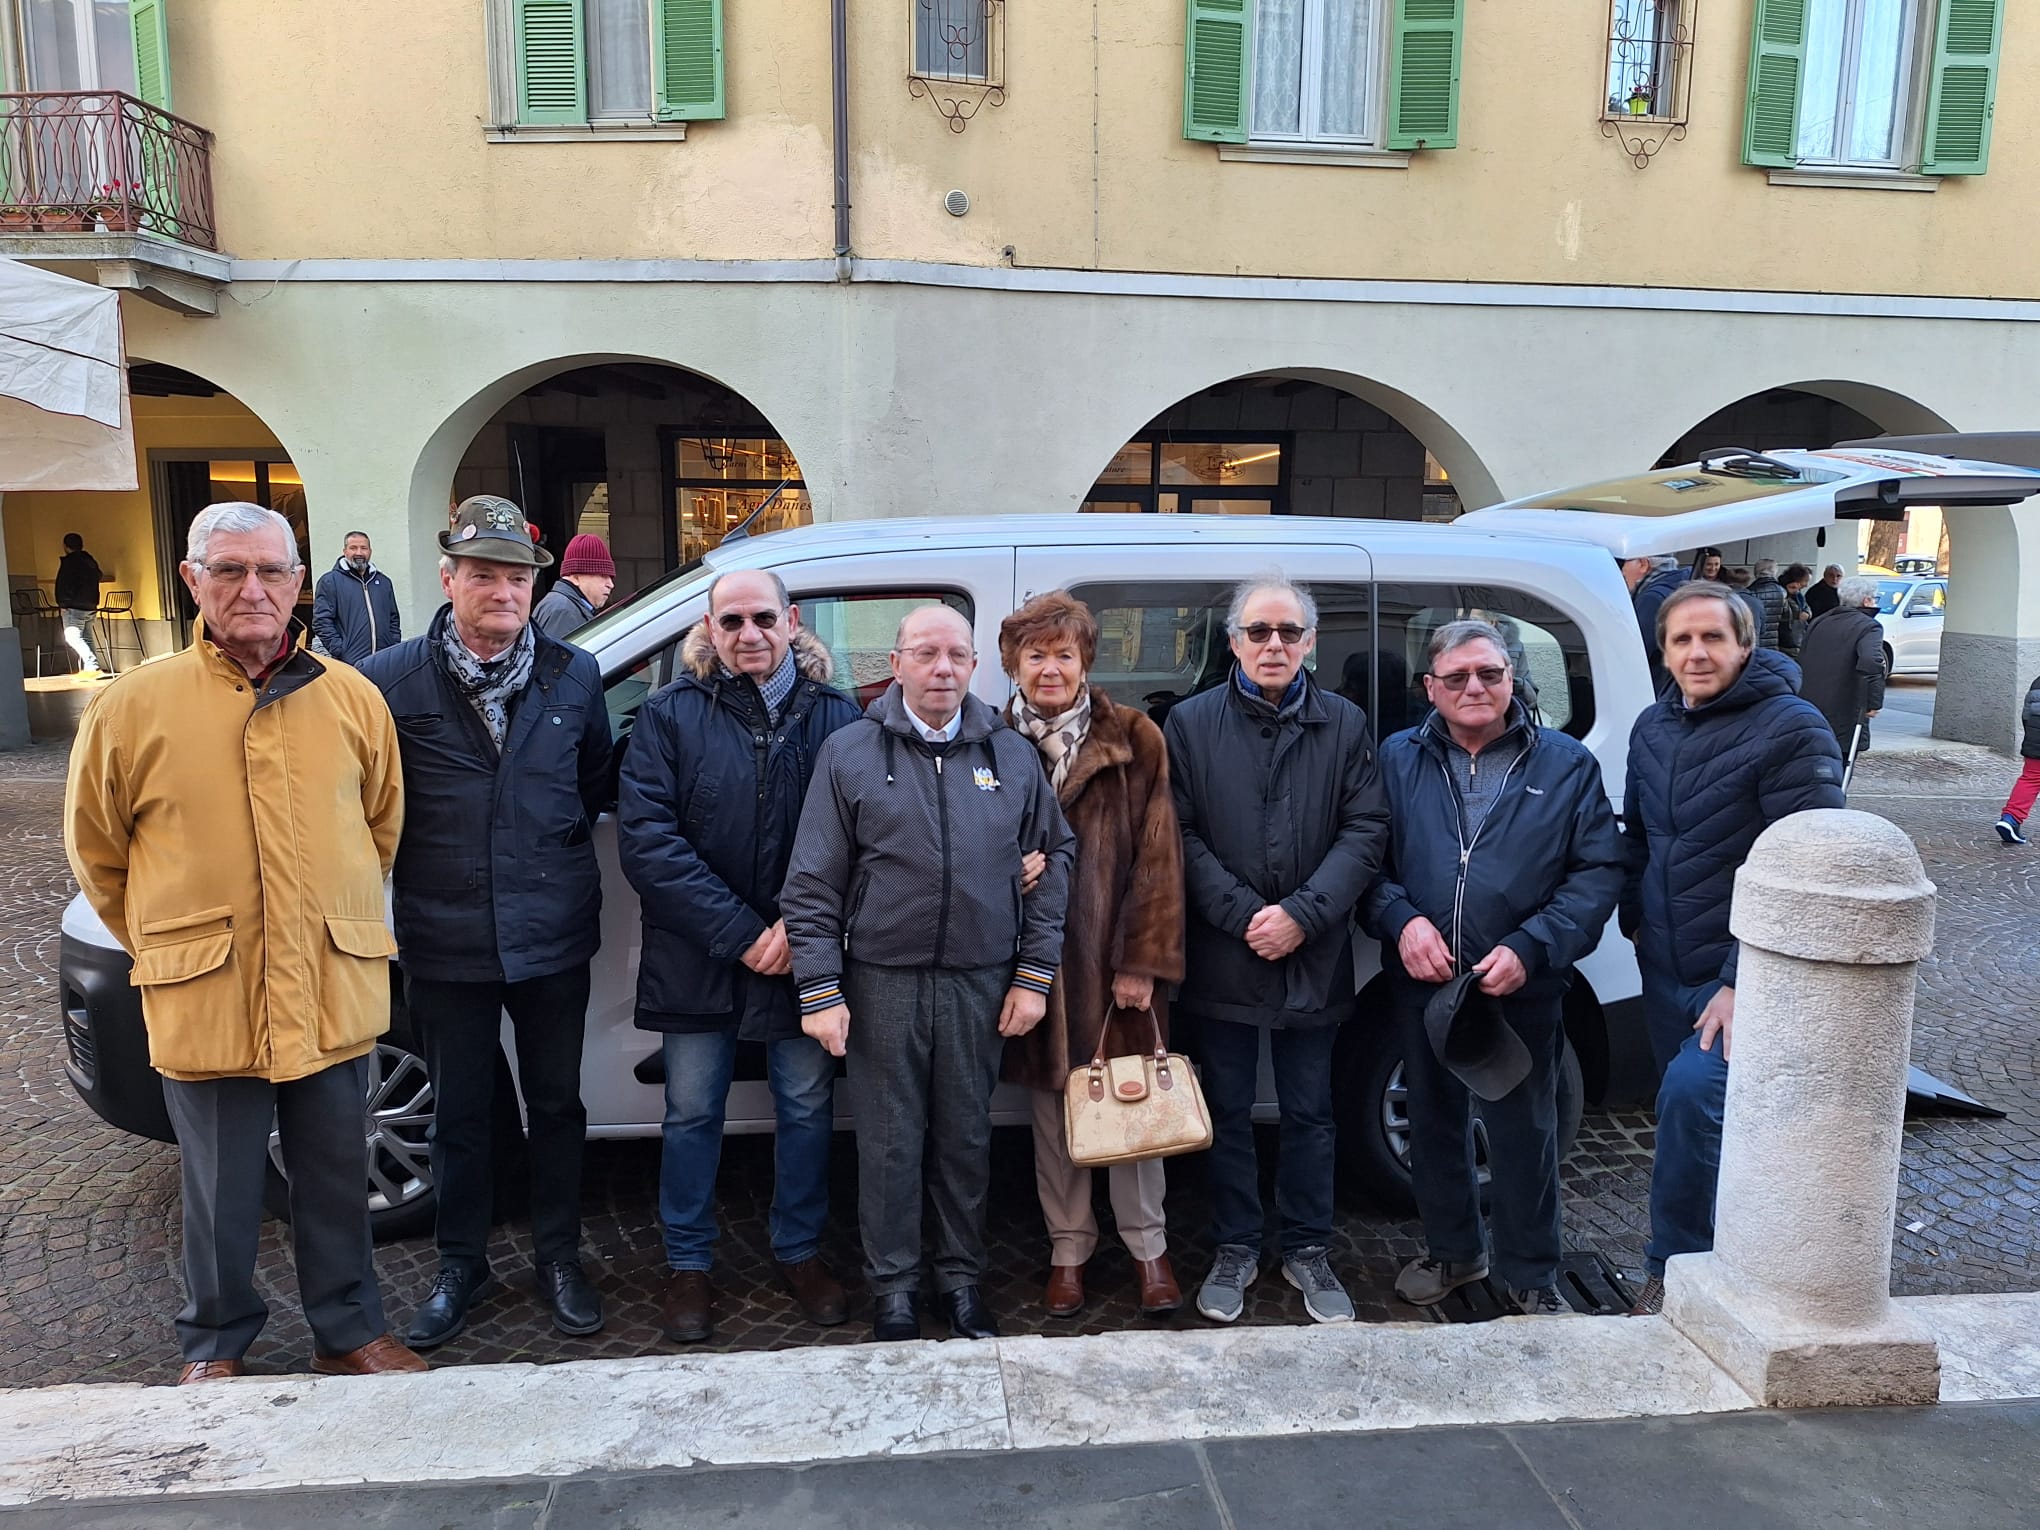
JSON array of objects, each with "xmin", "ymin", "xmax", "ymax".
[
  {"xmin": 407, "ymin": 966, "xmax": 591, "ymax": 1270},
  {"xmin": 843, "ymin": 960, "xmax": 1009, "ymax": 1297},
  {"xmin": 1396, "ymin": 988, "xmax": 1565, "ymax": 1290},
  {"xmin": 160, "ymin": 1055, "xmax": 384, "ymax": 1361},
  {"xmin": 1193, "ymin": 1015, "xmax": 1339, "ymax": 1258}
]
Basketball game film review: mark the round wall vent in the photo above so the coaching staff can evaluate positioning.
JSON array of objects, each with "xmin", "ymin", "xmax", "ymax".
[{"xmin": 944, "ymin": 189, "xmax": 971, "ymax": 217}]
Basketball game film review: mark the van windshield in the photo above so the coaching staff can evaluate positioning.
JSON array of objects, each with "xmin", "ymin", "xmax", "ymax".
[{"xmin": 1513, "ymin": 466, "xmax": 1840, "ymax": 517}]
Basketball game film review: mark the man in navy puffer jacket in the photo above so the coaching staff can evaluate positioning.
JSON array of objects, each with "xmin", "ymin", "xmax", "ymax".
[{"xmin": 1620, "ymin": 581, "xmax": 1844, "ymax": 1314}]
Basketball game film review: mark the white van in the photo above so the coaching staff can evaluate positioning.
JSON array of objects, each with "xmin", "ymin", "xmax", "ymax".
[{"xmin": 58, "ymin": 442, "xmax": 2040, "ymax": 1237}]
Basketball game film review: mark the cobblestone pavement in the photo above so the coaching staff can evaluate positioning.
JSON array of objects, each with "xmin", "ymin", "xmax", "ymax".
[{"xmin": 0, "ymin": 738, "xmax": 2033, "ymax": 1387}]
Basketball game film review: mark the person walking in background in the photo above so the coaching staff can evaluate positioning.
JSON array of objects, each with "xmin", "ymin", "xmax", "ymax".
[
  {"xmin": 1777, "ymin": 564, "xmax": 1814, "ymax": 655},
  {"xmin": 1796, "ymin": 575, "xmax": 1886, "ymax": 757},
  {"xmin": 1626, "ymin": 553, "xmax": 1685, "ymax": 695},
  {"xmin": 1722, "ymin": 567, "xmax": 1766, "ymax": 643},
  {"xmin": 66, "ymin": 503, "xmax": 425, "ymax": 1384},
  {"xmin": 1993, "ymin": 673, "xmax": 2040, "ymax": 844},
  {"xmin": 617, "ymin": 570, "xmax": 860, "ymax": 1344},
  {"xmin": 1744, "ymin": 559, "xmax": 1788, "ymax": 651},
  {"xmin": 532, "ymin": 534, "xmax": 616, "ymax": 640},
  {"xmin": 358, "ymin": 495, "xmax": 613, "ymax": 1350},
  {"xmin": 1806, "ymin": 564, "xmax": 1846, "ymax": 617},
  {"xmin": 1165, "ymin": 574, "xmax": 1389, "ymax": 1328},
  {"xmin": 312, "ymin": 531, "xmax": 401, "ymax": 665},
  {"xmin": 1367, "ymin": 620, "xmax": 1623, "ymax": 1319},
  {"xmin": 782, "ymin": 603, "xmax": 1074, "ymax": 1344},
  {"xmin": 53, "ymin": 531, "xmax": 106, "ymax": 676},
  {"xmin": 996, "ymin": 592, "xmax": 1187, "ymax": 1321},
  {"xmin": 1620, "ymin": 582, "xmax": 1844, "ymax": 1316}
]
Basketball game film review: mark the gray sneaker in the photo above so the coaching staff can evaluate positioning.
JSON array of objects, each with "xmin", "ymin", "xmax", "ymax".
[
  {"xmin": 1281, "ymin": 1246, "xmax": 1355, "ymax": 1324},
  {"xmin": 1508, "ymin": 1284, "xmax": 1582, "ymax": 1317},
  {"xmin": 1195, "ymin": 1244, "xmax": 1260, "ymax": 1324},
  {"xmin": 1394, "ymin": 1253, "xmax": 1490, "ymax": 1306}
]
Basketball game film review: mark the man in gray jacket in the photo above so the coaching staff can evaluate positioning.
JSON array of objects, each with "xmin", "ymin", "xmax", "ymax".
[{"xmin": 783, "ymin": 603, "xmax": 1074, "ymax": 1343}]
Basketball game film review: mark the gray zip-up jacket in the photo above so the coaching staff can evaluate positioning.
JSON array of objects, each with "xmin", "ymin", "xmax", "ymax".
[{"xmin": 783, "ymin": 682, "xmax": 1075, "ymax": 1012}]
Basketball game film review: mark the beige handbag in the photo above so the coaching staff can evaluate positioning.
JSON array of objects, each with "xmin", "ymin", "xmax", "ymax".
[{"xmin": 1063, "ymin": 1008, "xmax": 1213, "ymax": 1167}]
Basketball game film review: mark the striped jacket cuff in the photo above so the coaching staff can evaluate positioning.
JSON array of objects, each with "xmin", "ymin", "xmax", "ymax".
[
  {"xmin": 799, "ymin": 981, "xmax": 845, "ymax": 1015},
  {"xmin": 1012, "ymin": 964, "xmax": 1056, "ymax": 996}
]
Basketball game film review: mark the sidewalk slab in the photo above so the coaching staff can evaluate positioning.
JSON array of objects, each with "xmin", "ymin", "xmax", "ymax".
[{"xmin": 1901, "ymin": 1292, "xmax": 2040, "ymax": 1401}]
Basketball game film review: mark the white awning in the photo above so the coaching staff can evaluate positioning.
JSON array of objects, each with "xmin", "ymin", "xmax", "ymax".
[{"xmin": 0, "ymin": 258, "xmax": 136, "ymax": 491}]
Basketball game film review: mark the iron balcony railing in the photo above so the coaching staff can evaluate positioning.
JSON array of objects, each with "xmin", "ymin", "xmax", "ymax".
[{"xmin": 0, "ymin": 90, "xmax": 216, "ymax": 250}]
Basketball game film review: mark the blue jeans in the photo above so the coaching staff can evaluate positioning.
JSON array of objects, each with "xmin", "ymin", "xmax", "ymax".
[
  {"xmin": 1641, "ymin": 961, "xmax": 1728, "ymax": 1277},
  {"xmin": 659, "ymin": 1030, "xmax": 836, "ymax": 1272},
  {"xmin": 1193, "ymin": 1016, "xmax": 1339, "ymax": 1258}
]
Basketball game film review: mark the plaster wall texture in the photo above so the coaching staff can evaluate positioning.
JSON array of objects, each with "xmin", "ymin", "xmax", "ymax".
[{"xmin": 1669, "ymin": 809, "xmax": 1942, "ymax": 1407}]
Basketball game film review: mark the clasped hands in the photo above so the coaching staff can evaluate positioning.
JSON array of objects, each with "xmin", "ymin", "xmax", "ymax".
[{"xmin": 1396, "ymin": 915, "xmax": 1527, "ymax": 996}]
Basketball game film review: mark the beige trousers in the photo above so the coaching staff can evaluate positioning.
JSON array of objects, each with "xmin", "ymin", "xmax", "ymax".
[{"xmin": 1029, "ymin": 1087, "xmax": 1168, "ymax": 1264}]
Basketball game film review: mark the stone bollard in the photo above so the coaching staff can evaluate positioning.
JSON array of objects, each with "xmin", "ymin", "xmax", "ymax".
[{"xmin": 1664, "ymin": 808, "xmax": 1940, "ymax": 1408}]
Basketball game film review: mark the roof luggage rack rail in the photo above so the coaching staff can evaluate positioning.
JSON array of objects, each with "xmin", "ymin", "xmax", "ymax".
[{"xmin": 1695, "ymin": 447, "xmax": 1801, "ymax": 480}]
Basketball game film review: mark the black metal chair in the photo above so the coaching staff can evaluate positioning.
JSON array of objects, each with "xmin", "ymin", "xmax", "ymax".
[
  {"xmin": 96, "ymin": 590, "xmax": 146, "ymax": 672},
  {"xmin": 9, "ymin": 587, "xmax": 71, "ymax": 676}
]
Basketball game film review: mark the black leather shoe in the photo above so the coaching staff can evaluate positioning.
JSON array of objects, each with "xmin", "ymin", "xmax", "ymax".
[
  {"xmin": 944, "ymin": 1285, "xmax": 999, "ymax": 1340},
  {"xmin": 406, "ymin": 1264, "xmax": 495, "ymax": 1350},
  {"xmin": 535, "ymin": 1260, "xmax": 604, "ymax": 1336},
  {"xmin": 872, "ymin": 1291, "xmax": 921, "ymax": 1342}
]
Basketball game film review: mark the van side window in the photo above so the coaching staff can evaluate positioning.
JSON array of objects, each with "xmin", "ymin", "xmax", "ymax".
[
  {"xmin": 602, "ymin": 640, "xmax": 677, "ymax": 750},
  {"xmin": 796, "ymin": 590, "xmax": 975, "ymax": 711},
  {"xmin": 1376, "ymin": 583, "xmax": 1595, "ymax": 741}
]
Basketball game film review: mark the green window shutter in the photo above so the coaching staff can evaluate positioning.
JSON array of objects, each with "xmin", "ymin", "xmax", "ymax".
[
  {"xmin": 1921, "ymin": 0, "xmax": 2003, "ymax": 175},
  {"xmin": 1741, "ymin": 0, "xmax": 1806, "ymax": 168},
  {"xmin": 654, "ymin": 0, "xmax": 725, "ymax": 121},
  {"xmin": 129, "ymin": 0, "xmax": 172, "ymax": 110},
  {"xmin": 1183, "ymin": 0, "xmax": 1249, "ymax": 144},
  {"xmin": 515, "ymin": 0, "xmax": 587, "ymax": 126},
  {"xmin": 1386, "ymin": 0, "xmax": 1462, "ymax": 151}
]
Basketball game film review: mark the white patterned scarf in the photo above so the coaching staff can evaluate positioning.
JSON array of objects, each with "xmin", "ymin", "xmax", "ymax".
[
  {"xmin": 439, "ymin": 617, "xmax": 536, "ymax": 751},
  {"xmin": 1009, "ymin": 687, "xmax": 1093, "ymax": 793}
]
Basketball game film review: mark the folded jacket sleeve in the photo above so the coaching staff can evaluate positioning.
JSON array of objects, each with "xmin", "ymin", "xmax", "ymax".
[
  {"xmin": 784, "ymin": 733, "xmax": 857, "ymax": 1012},
  {"xmin": 1013, "ymin": 761, "xmax": 1075, "ymax": 994}
]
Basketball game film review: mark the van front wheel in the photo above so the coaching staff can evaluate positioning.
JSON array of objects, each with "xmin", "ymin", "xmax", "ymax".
[{"xmin": 262, "ymin": 1033, "xmax": 438, "ymax": 1243}]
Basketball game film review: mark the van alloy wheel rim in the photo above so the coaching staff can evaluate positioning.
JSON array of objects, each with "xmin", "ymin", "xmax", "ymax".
[
  {"xmin": 265, "ymin": 1042, "xmax": 435, "ymax": 1215},
  {"xmin": 1381, "ymin": 1060, "xmax": 1493, "ymax": 1186}
]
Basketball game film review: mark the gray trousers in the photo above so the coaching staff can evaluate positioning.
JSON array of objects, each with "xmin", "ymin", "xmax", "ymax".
[
  {"xmin": 160, "ymin": 1055, "xmax": 385, "ymax": 1361},
  {"xmin": 843, "ymin": 960, "xmax": 1010, "ymax": 1297}
]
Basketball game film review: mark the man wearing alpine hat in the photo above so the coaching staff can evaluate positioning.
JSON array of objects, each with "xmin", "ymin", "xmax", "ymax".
[{"xmin": 358, "ymin": 495, "xmax": 614, "ymax": 1349}]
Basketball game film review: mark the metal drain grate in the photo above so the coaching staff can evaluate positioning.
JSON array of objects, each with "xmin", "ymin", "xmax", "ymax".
[{"xmin": 1423, "ymin": 1251, "xmax": 1637, "ymax": 1322}]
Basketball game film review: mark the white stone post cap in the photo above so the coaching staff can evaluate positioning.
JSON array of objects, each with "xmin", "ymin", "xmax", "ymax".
[{"xmin": 1729, "ymin": 808, "xmax": 1936, "ymax": 965}]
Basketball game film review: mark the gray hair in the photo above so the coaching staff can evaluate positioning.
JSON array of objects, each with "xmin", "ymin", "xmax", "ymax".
[
  {"xmin": 1648, "ymin": 553, "xmax": 1680, "ymax": 573},
  {"xmin": 1753, "ymin": 558, "xmax": 1777, "ymax": 577},
  {"xmin": 710, "ymin": 569, "xmax": 790, "ymax": 610},
  {"xmin": 1427, "ymin": 618, "xmax": 1511, "ymax": 668},
  {"xmin": 1838, "ymin": 575, "xmax": 1883, "ymax": 610},
  {"xmin": 185, "ymin": 502, "xmax": 299, "ymax": 568},
  {"xmin": 1225, "ymin": 571, "xmax": 1318, "ymax": 633},
  {"xmin": 1823, "ymin": 564, "xmax": 1845, "ymax": 577}
]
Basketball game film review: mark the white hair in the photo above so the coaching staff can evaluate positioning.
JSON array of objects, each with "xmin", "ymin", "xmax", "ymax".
[
  {"xmin": 1753, "ymin": 558, "xmax": 1778, "ymax": 577},
  {"xmin": 185, "ymin": 502, "xmax": 299, "ymax": 567},
  {"xmin": 1648, "ymin": 553, "xmax": 1681, "ymax": 573},
  {"xmin": 1838, "ymin": 575, "xmax": 1883, "ymax": 610},
  {"xmin": 1226, "ymin": 571, "xmax": 1318, "ymax": 632}
]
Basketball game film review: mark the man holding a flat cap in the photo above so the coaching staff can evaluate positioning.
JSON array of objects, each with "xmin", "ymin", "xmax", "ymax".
[
  {"xmin": 1364, "ymin": 618, "xmax": 1623, "ymax": 1318},
  {"xmin": 358, "ymin": 495, "xmax": 614, "ymax": 1349}
]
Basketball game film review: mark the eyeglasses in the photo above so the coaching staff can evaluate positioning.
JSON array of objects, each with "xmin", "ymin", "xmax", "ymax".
[
  {"xmin": 715, "ymin": 609, "xmax": 781, "ymax": 632},
  {"xmin": 896, "ymin": 645, "xmax": 974, "ymax": 667},
  {"xmin": 198, "ymin": 561, "xmax": 298, "ymax": 587},
  {"xmin": 1235, "ymin": 623, "xmax": 1310, "ymax": 646},
  {"xmin": 1431, "ymin": 665, "xmax": 1510, "ymax": 692}
]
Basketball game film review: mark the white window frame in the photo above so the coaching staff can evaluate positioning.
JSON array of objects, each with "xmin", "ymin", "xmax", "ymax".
[
  {"xmin": 1796, "ymin": 0, "xmax": 1926, "ymax": 170},
  {"xmin": 482, "ymin": 0, "xmax": 688, "ymax": 143},
  {"xmin": 1247, "ymin": 0, "xmax": 1389, "ymax": 150}
]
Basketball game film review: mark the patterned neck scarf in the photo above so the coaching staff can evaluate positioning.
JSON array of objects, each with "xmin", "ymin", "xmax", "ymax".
[
  {"xmin": 1009, "ymin": 686, "xmax": 1093, "ymax": 792},
  {"xmin": 439, "ymin": 616, "xmax": 536, "ymax": 750},
  {"xmin": 725, "ymin": 646, "xmax": 799, "ymax": 724}
]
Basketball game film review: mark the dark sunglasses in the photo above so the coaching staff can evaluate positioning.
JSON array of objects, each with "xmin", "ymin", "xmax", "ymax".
[
  {"xmin": 715, "ymin": 609, "xmax": 781, "ymax": 632},
  {"xmin": 1431, "ymin": 665, "xmax": 1510, "ymax": 692},
  {"xmin": 1237, "ymin": 622, "xmax": 1309, "ymax": 646}
]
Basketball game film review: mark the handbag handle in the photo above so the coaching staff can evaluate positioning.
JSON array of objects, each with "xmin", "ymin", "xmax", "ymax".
[{"xmin": 1085, "ymin": 1004, "xmax": 1176, "ymax": 1098}]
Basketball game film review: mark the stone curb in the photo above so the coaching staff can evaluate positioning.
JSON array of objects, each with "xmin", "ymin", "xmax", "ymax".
[{"xmin": 2, "ymin": 1293, "xmax": 2034, "ymax": 1507}]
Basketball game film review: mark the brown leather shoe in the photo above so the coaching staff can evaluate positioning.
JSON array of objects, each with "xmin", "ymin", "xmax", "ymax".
[
  {"xmin": 177, "ymin": 1359, "xmax": 245, "ymax": 1385},
  {"xmin": 312, "ymin": 1334, "xmax": 428, "ymax": 1376},
  {"xmin": 661, "ymin": 1269, "xmax": 715, "ymax": 1343},
  {"xmin": 1135, "ymin": 1255, "xmax": 1183, "ymax": 1316},
  {"xmin": 1042, "ymin": 1263, "xmax": 1086, "ymax": 1317},
  {"xmin": 778, "ymin": 1256, "xmax": 848, "ymax": 1326}
]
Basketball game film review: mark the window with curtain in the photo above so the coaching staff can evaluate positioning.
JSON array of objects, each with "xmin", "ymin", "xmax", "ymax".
[
  {"xmin": 586, "ymin": 0, "xmax": 653, "ymax": 118},
  {"xmin": 1796, "ymin": 0, "xmax": 1920, "ymax": 165},
  {"xmin": 913, "ymin": 0, "xmax": 994, "ymax": 83},
  {"xmin": 1250, "ymin": 0, "xmax": 1379, "ymax": 144},
  {"xmin": 1603, "ymin": 0, "xmax": 1685, "ymax": 119}
]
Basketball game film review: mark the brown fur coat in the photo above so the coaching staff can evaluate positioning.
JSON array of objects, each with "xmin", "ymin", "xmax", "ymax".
[{"xmin": 1001, "ymin": 689, "xmax": 1186, "ymax": 1093}]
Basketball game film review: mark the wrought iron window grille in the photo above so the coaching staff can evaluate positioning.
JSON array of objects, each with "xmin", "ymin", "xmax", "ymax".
[
  {"xmin": 1599, "ymin": 0, "xmax": 1694, "ymax": 168},
  {"xmin": 908, "ymin": 0, "xmax": 1006, "ymax": 133}
]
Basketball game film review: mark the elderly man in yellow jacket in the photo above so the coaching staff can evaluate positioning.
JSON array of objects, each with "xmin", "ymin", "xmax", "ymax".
[{"xmin": 66, "ymin": 502, "xmax": 427, "ymax": 1384}]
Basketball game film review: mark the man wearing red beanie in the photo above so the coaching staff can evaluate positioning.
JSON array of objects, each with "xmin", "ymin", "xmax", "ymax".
[{"xmin": 534, "ymin": 533, "xmax": 617, "ymax": 640}]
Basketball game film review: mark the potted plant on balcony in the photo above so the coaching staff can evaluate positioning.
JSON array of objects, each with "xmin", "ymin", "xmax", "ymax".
[
  {"xmin": 87, "ymin": 182, "xmax": 143, "ymax": 233},
  {"xmin": 31, "ymin": 205, "xmax": 91, "ymax": 233}
]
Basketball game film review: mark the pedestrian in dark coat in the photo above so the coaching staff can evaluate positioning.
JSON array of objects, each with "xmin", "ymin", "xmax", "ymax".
[
  {"xmin": 1745, "ymin": 560, "xmax": 1789, "ymax": 650},
  {"xmin": 53, "ymin": 531, "xmax": 105, "ymax": 673},
  {"xmin": 1795, "ymin": 575, "xmax": 1886, "ymax": 756},
  {"xmin": 1619, "ymin": 582, "xmax": 1844, "ymax": 1315},
  {"xmin": 1991, "ymin": 672, "xmax": 2040, "ymax": 844},
  {"xmin": 532, "ymin": 534, "xmax": 615, "ymax": 641},
  {"xmin": 1631, "ymin": 558, "xmax": 1687, "ymax": 695},
  {"xmin": 311, "ymin": 531, "xmax": 401, "ymax": 664},
  {"xmin": 356, "ymin": 495, "xmax": 613, "ymax": 1351},
  {"xmin": 1806, "ymin": 564, "xmax": 1845, "ymax": 617},
  {"xmin": 995, "ymin": 592, "xmax": 1187, "ymax": 1321},
  {"xmin": 1164, "ymin": 575, "xmax": 1389, "ymax": 1328},
  {"xmin": 617, "ymin": 572, "xmax": 860, "ymax": 1344},
  {"xmin": 1365, "ymin": 622, "xmax": 1623, "ymax": 1319}
]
